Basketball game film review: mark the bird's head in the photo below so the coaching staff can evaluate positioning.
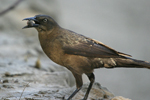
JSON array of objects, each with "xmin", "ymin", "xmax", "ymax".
[{"xmin": 23, "ymin": 15, "xmax": 58, "ymax": 32}]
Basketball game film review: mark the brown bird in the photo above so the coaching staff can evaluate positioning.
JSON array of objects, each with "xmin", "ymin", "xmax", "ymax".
[{"xmin": 23, "ymin": 15, "xmax": 150, "ymax": 100}]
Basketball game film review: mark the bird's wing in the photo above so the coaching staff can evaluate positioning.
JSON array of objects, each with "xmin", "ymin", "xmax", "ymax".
[{"xmin": 63, "ymin": 36, "xmax": 131, "ymax": 58}]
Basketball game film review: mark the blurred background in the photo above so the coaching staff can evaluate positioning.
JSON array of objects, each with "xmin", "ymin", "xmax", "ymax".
[{"xmin": 0, "ymin": 0, "xmax": 150, "ymax": 100}]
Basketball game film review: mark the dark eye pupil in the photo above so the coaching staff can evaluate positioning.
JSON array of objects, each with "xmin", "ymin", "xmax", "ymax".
[{"xmin": 43, "ymin": 19, "xmax": 47, "ymax": 22}]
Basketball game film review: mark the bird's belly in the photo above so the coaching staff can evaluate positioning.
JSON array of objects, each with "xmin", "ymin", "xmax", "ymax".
[{"xmin": 62, "ymin": 54, "xmax": 94, "ymax": 74}]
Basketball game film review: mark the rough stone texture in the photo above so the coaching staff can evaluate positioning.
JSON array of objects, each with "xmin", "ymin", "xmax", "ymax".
[{"xmin": 112, "ymin": 96, "xmax": 131, "ymax": 100}]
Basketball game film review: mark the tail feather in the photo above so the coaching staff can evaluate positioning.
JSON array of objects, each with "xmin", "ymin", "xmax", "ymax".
[{"xmin": 114, "ymin": 58, "xmax": 150, "ymax": 69}]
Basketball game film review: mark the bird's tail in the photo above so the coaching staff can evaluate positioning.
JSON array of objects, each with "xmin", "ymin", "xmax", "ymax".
[{"xmin": 113, "ymin": 58, "xmax": 150, "ymax": 69}]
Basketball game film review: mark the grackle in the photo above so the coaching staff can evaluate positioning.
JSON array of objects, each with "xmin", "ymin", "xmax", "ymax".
[{"xmin": 23, "ymin": 15, "xmax": 150, "ymax": 100}]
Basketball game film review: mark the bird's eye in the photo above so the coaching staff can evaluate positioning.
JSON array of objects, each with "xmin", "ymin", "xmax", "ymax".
[{"xmin": 43, "ymin": 19, "xmax": 48, "ymax": 22}]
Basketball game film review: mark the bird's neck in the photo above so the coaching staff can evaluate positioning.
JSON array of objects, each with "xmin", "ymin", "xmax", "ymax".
[
  {"xmin": 38, "ymin": 26, "xmax": 58, "ymax": 40},
  {"xmin": 38, "ymin": 26, "xmax": 62, "ymax": 50}
]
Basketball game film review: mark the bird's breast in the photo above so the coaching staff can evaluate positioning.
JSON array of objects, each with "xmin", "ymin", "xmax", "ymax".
[{"xmin": 39, "ymin": 36, "xmax": 65, "ymax": 66}]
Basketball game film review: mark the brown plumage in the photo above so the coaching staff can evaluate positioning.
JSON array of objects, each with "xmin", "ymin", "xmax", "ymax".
[{"xmin": 23, "ymin": 15, "xmax": 150, "ymax": 100}]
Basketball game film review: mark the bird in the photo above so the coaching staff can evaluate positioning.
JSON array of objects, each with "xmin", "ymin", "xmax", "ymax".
[{"xmin": 23, "ymin": 15, "xmax": 150, "ymax": 100}]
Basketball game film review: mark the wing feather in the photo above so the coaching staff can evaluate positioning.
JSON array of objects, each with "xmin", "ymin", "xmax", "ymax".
[{"xmin": 62, "ymin": 32, "xmax": 131, "ymax": 58}]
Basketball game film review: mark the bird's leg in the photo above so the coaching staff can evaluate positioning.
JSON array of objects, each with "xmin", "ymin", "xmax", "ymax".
[
  {"xmin": 67, "ymin": 73, "xmax": 83, "ymax": 100},
  {"xmin": 83, "ymin": 73, "xmax": 95, "ymax": 100},
  {"xmin": 67, "ymin": 87, "xmax": 82, "ymax": 100}
]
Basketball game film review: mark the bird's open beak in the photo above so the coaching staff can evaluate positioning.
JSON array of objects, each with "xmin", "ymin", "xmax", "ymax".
[{"xmin": 22, "ymin": 16, "xmax": 40, "ymax": 29}]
